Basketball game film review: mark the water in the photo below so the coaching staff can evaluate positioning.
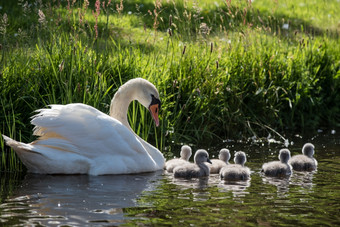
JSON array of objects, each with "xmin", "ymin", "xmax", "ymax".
[{"xmin": 0, "ymin": 132, "xmax": 339, "ymax": 226}]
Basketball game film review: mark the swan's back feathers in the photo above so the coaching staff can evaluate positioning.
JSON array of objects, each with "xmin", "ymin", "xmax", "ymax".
[
  {"xmin": 31, "ymin": 104, "xmax": 144, "ymax": 157},
  {"xmin": 32, "ymin": 104, "xmax": 103, "ymax": 137}
]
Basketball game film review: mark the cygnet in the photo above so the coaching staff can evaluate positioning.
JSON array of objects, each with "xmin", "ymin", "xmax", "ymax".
[
  {"xmin": 220, "ymin": 151, "xmax": 250, "ymax": 180},
  {"xmin": 289, "ymin": 143, "xmax": 317, "ymax": 171},
  {"xmin": 173, "ymin": 149, "xmax": 211, "ymax": 178},
  {"xmin": 262, "ymin": 149, "xmax": 292, "ymax": 177},
  {"xmin": 206, "ymin": 148, "xmax": 230, "ymax": 174},
  {"xmin": 165, "ymin": 145, "xmax": 192, "ymax": 172}
]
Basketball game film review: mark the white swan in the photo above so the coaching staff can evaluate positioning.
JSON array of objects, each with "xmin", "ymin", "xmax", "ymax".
[
  {"xmin": 165, "ymin": 145, "xmax": 192, "ymax": 173},
  {"xmin": 288, "ymin": 143, "xmax": 317, "ymax": 171},
  {"xmin": 2, "ymin": 78, "xmax": 165, "ymax": 175},
  {"xmin": 206, "ymin": 148, "xmax": 230, "ymax": 174}
]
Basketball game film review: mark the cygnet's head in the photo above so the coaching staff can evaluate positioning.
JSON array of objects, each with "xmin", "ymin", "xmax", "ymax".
[
  {"xmin": 194, "ymin": 149, "xmax": 212, "ymax": 164},
  {"xmin": 302, "ymin": 143, "xmax": 315, "ymax": 158},
  {"xmin": 234, "ymin": 151, "xmax": 247, "ymax": 166},
  {"xmin": 279, "ymin": 149, "xmax": 291, "ymax": 163},
  {"xmin": 180, "ymin": 145, "xmax": 192, "ymax": 161},
  {"xmin": 219, "ymin": 148, "xmax": 230, "ymax": 162}
]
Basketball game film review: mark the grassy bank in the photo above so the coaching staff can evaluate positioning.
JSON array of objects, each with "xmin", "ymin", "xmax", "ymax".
[{"xmin": 0, "ymin": 0, "xmax": 339, "ymax": 171}]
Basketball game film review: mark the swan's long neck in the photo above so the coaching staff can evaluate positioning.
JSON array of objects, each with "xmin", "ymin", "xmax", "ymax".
[{"xmin": 109, "ymin": 84, "xmax": 136, "ymax": 129}]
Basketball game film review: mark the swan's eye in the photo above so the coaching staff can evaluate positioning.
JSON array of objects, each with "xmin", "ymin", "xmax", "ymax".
[{"xmin": 150, "ymin": 94, "xmax": 161, "ymax": 110}]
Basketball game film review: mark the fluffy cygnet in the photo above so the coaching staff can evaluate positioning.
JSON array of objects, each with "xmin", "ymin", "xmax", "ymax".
[
  {"xmin": 165, "ymin": 145, "xmax": 192, "ymax": 173},
  {"xmin": 173, "ymin": 149, "xmax": 212, "ymax": 178},
  {"xmin": 289, "ymin": 143, "xmax": 317, "ymax": 171},
  {"xmin": 262, "ymin": 149, "xmax": 292, "ymax": 177},
  {"xmin": 206, "ymin": 148, "xmax": 230, "ymax": 174},
  {"xmin": 220, "ymin": 151, "xmax": 250, "ymax": 180}
]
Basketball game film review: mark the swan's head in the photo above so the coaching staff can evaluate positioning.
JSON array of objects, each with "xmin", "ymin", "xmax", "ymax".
[
  {"xmin": 148, "ymin": 94, "xmax": 161, "ymax": 127},
  {"xmin": 219, "ymin": 148, "xmax": 230, "ymax": 162},
  {"xmin": 180, "ymin": 145, "xmax": 192, "ymax": 161},
  {"xmin": 234, "ymin": 151, "xmax": 246, "ymax": 166},
  {"xmin": 279, "ymin": 149, "xmax": 291, "ymax": 163},
  {"xmin": 129, "ymin": 78, "xmax": 161, "ymax": 126},
  {"xmin": 302, "ymin": 143, "xmax": 315, "ymax": 157},
  {"xmin": 194, "ymin": 149, "xmax": 212, "ymax": 164}
]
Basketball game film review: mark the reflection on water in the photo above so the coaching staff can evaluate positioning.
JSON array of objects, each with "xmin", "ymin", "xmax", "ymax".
[
  {"xmin": 1, "ymin": 132, "xmax": 340, "ymax": 226},
  {"xmin": 0, "ymin": 172, "xmax": 163, "ymax": 226},
  {"xmin": 262, "ymin": 175, "xmax": 291, "ymax": 193},
  {"xmin": 170, "ymin": 175, "xmax": 209, "ymax": 189}
]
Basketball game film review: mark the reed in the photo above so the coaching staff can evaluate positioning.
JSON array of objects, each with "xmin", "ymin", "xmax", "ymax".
[{"xmin": 0, "ymin": 0, "xmax": 339, "ymax": 171}]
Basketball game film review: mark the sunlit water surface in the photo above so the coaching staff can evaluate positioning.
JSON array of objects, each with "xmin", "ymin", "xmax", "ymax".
[{"xmin": 1, "ymin": 132, "xmax": 339, "ymax": 226}]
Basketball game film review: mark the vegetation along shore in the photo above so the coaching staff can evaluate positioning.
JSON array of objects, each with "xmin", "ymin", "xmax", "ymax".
[{"xmin": 1, "ymin": 0, "xmax": 339, "ymax": 171}]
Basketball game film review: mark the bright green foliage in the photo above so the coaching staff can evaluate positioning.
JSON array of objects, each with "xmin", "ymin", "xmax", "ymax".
[{"xmin": 0, "ymin": 0, "xmax": 339, "ymax": 171}]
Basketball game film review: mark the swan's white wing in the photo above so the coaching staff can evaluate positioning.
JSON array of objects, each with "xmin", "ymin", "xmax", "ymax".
[
  {"xmin": 29, "ymin": 103, "xmax": 158, "ymax": 174},
  {"xmin": 31, "ymin": 104, "xmax": 140, "ymax": 153}
]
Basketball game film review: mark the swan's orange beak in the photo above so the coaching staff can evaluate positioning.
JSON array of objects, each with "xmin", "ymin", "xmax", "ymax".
[{"xmin": 149, "ymin": 104, "xmax": 160, "ymax": 127}]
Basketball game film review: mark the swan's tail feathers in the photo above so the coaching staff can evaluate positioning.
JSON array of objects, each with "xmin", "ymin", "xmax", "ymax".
[
  {"xmin": 2, "ymin": 135, "xmax": 42, "ymax": 156},
  {"xmin": 2, "ymin": 135, "xmax": 21, "ymax": 149}
]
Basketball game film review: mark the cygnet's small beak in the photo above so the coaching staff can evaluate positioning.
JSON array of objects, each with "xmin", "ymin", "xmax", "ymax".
[
  {"xmin": 149, "ymin": 104, "xmax": 160, "ymax": 127},
  {"xmin": 207, "ymin": 158, "xmax": 212, "ymax": 164}
]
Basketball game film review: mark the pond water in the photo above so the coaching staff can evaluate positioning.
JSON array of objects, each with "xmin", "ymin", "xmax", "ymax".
[{"xmin": 0, "ymin": 131, "xmax": 339, "ymax": 226}]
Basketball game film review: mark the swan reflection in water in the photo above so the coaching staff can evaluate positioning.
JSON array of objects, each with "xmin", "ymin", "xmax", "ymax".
[{"xmin": 4, "ymin": 172, "xmax": 163, "ymax": 226}]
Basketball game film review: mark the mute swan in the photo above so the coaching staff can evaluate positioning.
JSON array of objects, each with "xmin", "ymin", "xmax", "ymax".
[
  {"xmin": 288, "ymin": 143, "xmax": 317, "ymax": 171},
  {"xmin": 2, "ymin": 78, "xmax": 165, "ymax": 175},
  {"xmin": 262, "ymin": 149, "xmax": 292, "ymax": 177},
  {"xmin": 165, "ymin": 145, "xmax": 192, "ymax": 173},
  {"xmin": 173, "ymin": 149, "xmax": 212, "ymax": 178},
  {"xmin": 206, "ymin": 148, "xmax": 230, "ymax": 174},
  {"xmin": 220, "ymin": 151, "xmax": 250, "ymax": 180}
]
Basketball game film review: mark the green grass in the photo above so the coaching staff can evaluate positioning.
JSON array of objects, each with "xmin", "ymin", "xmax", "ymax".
[{"xmin": 0, "ymin": 0, "xmax": 339, "ymax": 171}]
